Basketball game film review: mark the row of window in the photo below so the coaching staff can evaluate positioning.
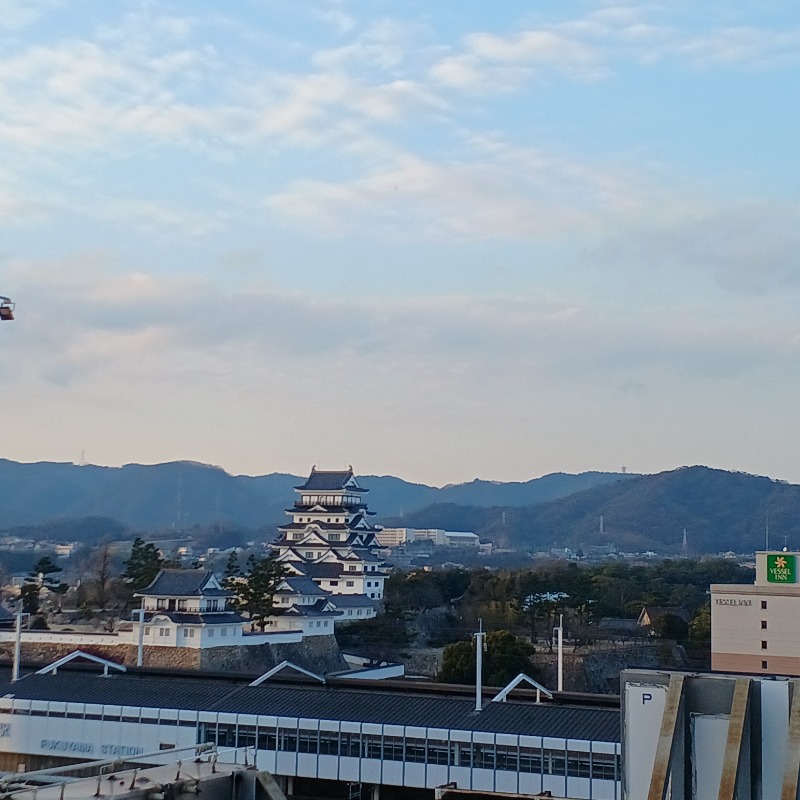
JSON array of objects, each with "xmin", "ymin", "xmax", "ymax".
[
  {"xmin": 5, "ymin": 709, "xmax": 193, "ymax": 726},
  {"xmin": 142, "ymin": 626, "xmax": 235, "ymax": 638},
  {"xmin": 0, "ymin": 708, "xmax": 617, "ymax": 780},
  {"xmin": 149, "ymin": 599, "xmax": 226, "ymax": 612},
  {"xmin": 200, "ymin": 724, "xmax": 619, "ymax": 781},
  {"xmin": 299, "ymin": 495, "xmax": 362, "ymax": 506}
]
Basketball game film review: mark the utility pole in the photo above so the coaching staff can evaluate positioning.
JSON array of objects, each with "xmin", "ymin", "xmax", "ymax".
[
  {"xmin": 553, "ymin": 614, "xmax": 564, "ymax": 692},
  {"xmin": 474, "ymin": 620, "xmax": 485, "ymax": 712},
  {"xmin": 13, "ymin": 606, "xmax": 29, "ymax": 682}
]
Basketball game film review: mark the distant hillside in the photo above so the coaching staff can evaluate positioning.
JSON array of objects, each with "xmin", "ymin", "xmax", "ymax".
[
  {"xmin": 390, "ymin": 466, "xmax": 800, "ymax": 554},
  {"xmin": 0, "ymin": 459, "xmax": 628, "ymax": 533}
]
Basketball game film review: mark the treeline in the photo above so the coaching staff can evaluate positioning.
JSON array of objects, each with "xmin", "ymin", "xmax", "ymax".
[{"xmin": 336, "ymin": 559, "xmax": 753, "ymax": 662}]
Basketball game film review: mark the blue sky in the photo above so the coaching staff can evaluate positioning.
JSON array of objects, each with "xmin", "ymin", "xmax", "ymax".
[{"xmin": 1, "ymin": 0, "xmax": 799, "ymax": 486}]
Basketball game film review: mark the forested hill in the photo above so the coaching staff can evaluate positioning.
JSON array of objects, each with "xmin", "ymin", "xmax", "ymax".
[
  {"xmin": 0, "ymin": 458, "xmax": 629, "ymax": 532},
  {"xmin": 387, "ymin": 467, "xmax": 800, "ymax": 555}
]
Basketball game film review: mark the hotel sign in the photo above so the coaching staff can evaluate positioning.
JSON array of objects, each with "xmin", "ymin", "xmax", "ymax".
[{"xmin": 767, "ymin": 554, "xmax": 797, "ymax": 583}]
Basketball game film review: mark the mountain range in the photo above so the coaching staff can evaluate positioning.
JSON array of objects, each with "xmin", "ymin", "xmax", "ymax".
[
  {"xmin": 1, "ymin": 459, "xmax": 798, "ymax": 554},
  {"xmin": 0, "ymin": 458, "xmax": 628, "ymax": 532}
]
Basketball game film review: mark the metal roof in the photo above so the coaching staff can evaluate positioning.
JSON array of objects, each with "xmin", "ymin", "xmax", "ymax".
[{"xmin": 0, "ymin": 669, "xmax": 619, "ymax": 743}]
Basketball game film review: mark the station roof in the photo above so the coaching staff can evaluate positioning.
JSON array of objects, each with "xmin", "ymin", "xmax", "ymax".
[{"xmin": 0, "ymin": 667, "xmax": 620, "ymax": 743}]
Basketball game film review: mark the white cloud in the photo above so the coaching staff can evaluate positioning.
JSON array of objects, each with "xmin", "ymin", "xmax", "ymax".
[{"xmin": 0, "ymin": 0, "xmax": 63, "ymax": 31}]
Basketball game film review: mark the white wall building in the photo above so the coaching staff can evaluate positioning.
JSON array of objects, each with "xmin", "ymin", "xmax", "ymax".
[
  {"xmin": 133, "ymin": 569, "xmax": 248, "ymax": 649},
  {"xmin": 711, "ymin": 549, "xmax": 800, "ymax": 676},
  {"xmin": 271, "ymin": 468, "xmax": 387, "ymax": 615}
]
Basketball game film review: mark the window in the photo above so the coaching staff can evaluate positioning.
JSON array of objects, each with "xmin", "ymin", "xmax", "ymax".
[
  {"xmin": 221, "ymin": 627, "xmax": 227, "ymax": 637},
  {"xmin": 383, "ymin": 736, "xmax": 404, "ymax": 761},
  {"xmin": 208, "ymin": 629, "xmax": 214, "ymax": 638},
  {"xmin": 330, "ymin": 580, "xmax": 338, "ymax": 586},
  {"xmin": 189, "ymin": 628, "xmax": 195, "ymax": 638},
  {"xmin": 495, "ymin": 745, "xmax": 518, "ymax": 772},
  {"xmin": 298, "ymin": 731, "xmax": 319, "ymax": 754},
  {"xmin": 762, "ymin": 600, "xmax": 768, "ymax": 610},
  {"xmin": 761, "ymin": 620, "xmax": 768, "ymax": 629},
  {"xmin": 428, "ymin": 741, "xmax": 451, "ymax": 766},
  {"xmin": 305, "ymin": 552, "xmax": 314, "ymax": 558},
  {"xmin": 182, "ymin": 629, "xmax": 189, "ymax": 638},
  {"xmin": 144, "ymin": 627, "xmax": 152, "ymax": 636},
  {"xmin": 474, "ymin": 744, "xmax": 495, "ymax": 770},
  {"xmin": 761, "ymin": 640, "xmax": 768, "ymax": 650},
  {"xmin": 339, "ymin": 732, "xmax": 361, "ymax": 758},
  {"xmin": 762, "ymin": 660, "xmax": 769, "ymax": 669},
  {"xmin": 363, "ymin": 734, "xmax": 382, "ymax": 760},
  {"xmin": 405, "ymin": 739, "xmax": 426, "ymax": 763},
  {"xmin": 159, "ymin": 627, "xmax": 169, "ymax": 637},
  {"xmin": 366, "ymin": 581, "xmax": 372, "ymax": 588},
  {"xmin": 590, "ymin": 752, "xmax": 619, "ymax": 781},
  {"xmin": 346, "ymin": 580, "xmax": 355, "ymax": 587},
  {"xmin": 319, "ymin": 732, "xmax": 339, "ymax": 755}
]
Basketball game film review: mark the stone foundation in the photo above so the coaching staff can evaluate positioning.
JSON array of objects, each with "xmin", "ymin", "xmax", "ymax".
[{"xmin": 0, "ymin": 636, "xmax": 347, "ymax": 676}]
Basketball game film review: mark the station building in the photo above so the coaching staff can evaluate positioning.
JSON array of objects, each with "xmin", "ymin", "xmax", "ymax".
[{"xmin": 0, "ymin": 661, "xmax": 620, "ymax": 800}]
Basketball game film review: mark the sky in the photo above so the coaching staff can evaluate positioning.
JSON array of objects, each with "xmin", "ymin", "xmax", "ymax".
[{"xmin": 1, "ymin": 1, "xmax": 799, "ymax": 487}]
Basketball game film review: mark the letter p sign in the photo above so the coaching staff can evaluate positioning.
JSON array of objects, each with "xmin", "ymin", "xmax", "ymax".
[{"xmin": 642, "ymin": 693, "xmax": 653, "ymax": 705}]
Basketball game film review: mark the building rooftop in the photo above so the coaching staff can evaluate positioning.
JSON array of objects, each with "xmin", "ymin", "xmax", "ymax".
[
  {"xmin": 136, "ymin": 569, "xmax": 229, "ymax": 598},
  {"xmin": 296, "ymin": 467, "xmax": 367, "ymax": 493},
  {"xmin": 0, "ymin": 667, "xmax": 620, "ymax": 743}
]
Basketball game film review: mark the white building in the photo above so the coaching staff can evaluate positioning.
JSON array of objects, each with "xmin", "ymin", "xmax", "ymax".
[
  {"xmin": 133, "ymin": 569, "xmax": 247, "ymax": 649},
  {"xmin": 267, "ymin": 576, "xmax": 341, "ymax": 637},
  {"xmin": 711, "ymin": 549, "xmax": 800, "ymax": 675},
  {"xmin": 272, "ymin": 468, "xmax": 387, "ymax": 611},
  {"xmin": 376, "ymin": 527, "xmax": 480, "ymax": 548}
]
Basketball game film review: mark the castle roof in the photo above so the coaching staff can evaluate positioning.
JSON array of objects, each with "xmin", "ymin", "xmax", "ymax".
[
  {"xmin": 296, "ymin": 467, "xmax": 367, "ymax": 492},
  {"xmin": 135, "ymin": 569, "xmax": 229, "ymax": 598}
]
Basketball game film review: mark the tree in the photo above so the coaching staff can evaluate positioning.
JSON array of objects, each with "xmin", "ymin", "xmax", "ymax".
[
  {"xmin": 123, "ymin": 538, "xmax": 163, "ymax": 591},
  {"xmin": 90, "ymin": 541, "xmax": 113, "ymax": 609},
  {"xmin": 223, "ymin": 551, "xmax": 242, "ymax": 585},
  {"xmin": 22, "ymin": 556, "xmax": 68, "ymax": 615},
  {"xmin": 227, "ymin": 554, "xmax": 287, "ymax": 631},
  {"xmin": 19, "ymin": 582, "xmax": 41, "ymax": 615},
  {"xmin": 688, "ymin": 603, "xmax": 711, "ymax": 645},
  {"xmin": 438, "ymin": 630, "xmax": 537, "ymax": 686}
]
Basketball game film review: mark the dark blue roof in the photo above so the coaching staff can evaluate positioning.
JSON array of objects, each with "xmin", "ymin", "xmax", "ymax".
[
  {"xmin": 136, "ymin": 569, "xmax": 229, "ymax": 598},
  {"xmin": 0, "ymin": 669, "xmax": 619, "ymax": 742},
  {"xmin": 296, "ymin": 468, "xmax": 367, "ymax": 492}
]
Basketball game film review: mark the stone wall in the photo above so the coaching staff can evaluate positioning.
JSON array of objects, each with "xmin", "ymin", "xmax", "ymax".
[
  {"xmin": 199, "ymin": 636, "xmax": 348, "ymax": 674},
  {"xmin": 0, "ymin": 637, "xmax": 347, "ymax": 676}
]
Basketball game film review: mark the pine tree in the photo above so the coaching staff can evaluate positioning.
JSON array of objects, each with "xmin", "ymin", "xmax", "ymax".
[
  {"xmin": 227, "ymin": 554, "xmax": 287, "ymax": 631},
  {"xmin": 123, "ymin": 538, "xmax": 163, "ymax": 591}
]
